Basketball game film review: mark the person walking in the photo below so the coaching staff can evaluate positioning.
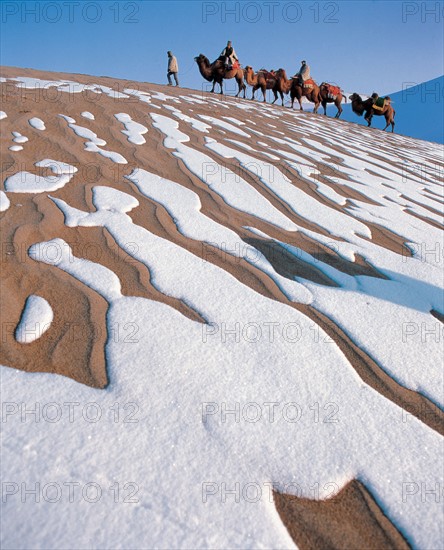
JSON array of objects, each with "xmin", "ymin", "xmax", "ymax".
[{"xmin": 167, "ymin": 51, "xmax": 179, "ymax": 86}]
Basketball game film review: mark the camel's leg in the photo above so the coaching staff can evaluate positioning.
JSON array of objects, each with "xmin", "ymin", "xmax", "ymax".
[
  {"xmin": 271, "ymin": 90, "xmax": 278, "ymax": 104},
  {"xmin": 336, "ymin": 100, "xmax": 342, "ymax": 118},
  {"xmin": 313, "ymin": 95, "xmax": 320, "ymax": 114},
  {"xmin": 234, "ymin": 74, "xmax": 243, "ymax": 98},
  {"xmin": 322, "ymin": 101, "xmax": 327, "ymax": 115},
  {"xmin": 219, "ymin": 80, "xmax": 223, "ymax": 95},
  {"xmin": 243, "ymin": 83, "xmax": 246, "ymax": 99},
  {"xmin": 210, "ymin": 81, "xmax": 216, "ymax": 93},
  {"xmin": 280, "ymin": 91, "xmax": 284, "ymax": 106},
  {"xmin": 262, "ymin": 85, "xmax": 267, "ymax": 102},
  {"xmin": 383, "ymin": 115, "xmax": 394, "ymax": 132}
]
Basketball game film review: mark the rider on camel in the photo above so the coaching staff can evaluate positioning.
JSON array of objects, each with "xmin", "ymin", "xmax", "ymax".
[
  {"xmin": 220, "ymin": 41, "xmax": 239, "ymax": 70},
  {"xmin": 294, "ymin": 60, "xmax": 311, "ymax": 86}
]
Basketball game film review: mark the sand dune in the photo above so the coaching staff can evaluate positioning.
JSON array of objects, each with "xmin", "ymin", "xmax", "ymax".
[{"xmin": 1, "ymin": 66, "xmax": 443, "ymax": 550}]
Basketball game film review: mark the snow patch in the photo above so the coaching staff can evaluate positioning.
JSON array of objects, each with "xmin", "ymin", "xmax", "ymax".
[
  {"xmin": 29, "ymin": 117, "xmax": 45, "ymax": 130},
  {"xmin": 0, "ymin": 190, "xmax": 10, "ymax": 211},
  {"xmin": 114, "ymin": 113, "xmax": 148, "ymax": 144},
  {"xmin": 15, "ymin": 295, "xmax": 53, "ymax": 343}
]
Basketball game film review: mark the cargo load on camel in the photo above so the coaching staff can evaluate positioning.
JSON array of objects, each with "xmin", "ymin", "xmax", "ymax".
[
  {"xmin": 323, "ymin": 83, "xmax": 341, "ymax": 99},
  {"xmin": 303, "ymin": 78, "xmax": 316, "ymax": 89},
  {"xmin": 373, "ymin": 96, "xmax": 391, "ymax": 111}
]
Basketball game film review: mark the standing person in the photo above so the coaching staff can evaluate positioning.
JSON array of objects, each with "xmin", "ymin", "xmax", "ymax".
[
  {"xmin": 220, "ymin": 41, "xmax": 238, "ymax": 69},
  {"xmin": 294, "ymin": 60, "xmax": 310, "ymax": 86},
  {"xmin": 167, "ymin": 51, "xmax": 179, "ymax": 86}
]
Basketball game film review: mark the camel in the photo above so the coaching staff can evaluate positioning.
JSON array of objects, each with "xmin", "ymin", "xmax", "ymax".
[
  {"xmin": 194, "ymin": 54, "xmax": 246, "ymax": 97},
  {"xmin": 271, "ymin": 69, "xmax": 292, "ymax": 106},
  {"xmin": 244, "ymin": 66, "xmax": 276, "ymax": 102},
  {"xmin": 290, "ymin": 79, "xmax": 321, "ymax": 112},
  {"xmin": 319, "ymin": 83, "xmax": 346, "ymax": 118},
  {"xmin": 349, "ymin": 93, "xmax": 395, "ymax": 132}
]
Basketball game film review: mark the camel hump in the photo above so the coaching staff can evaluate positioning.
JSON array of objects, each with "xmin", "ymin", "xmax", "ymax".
[{"xmin": 259, "ymin": 69, "xmax": 276, "ymax": 80}]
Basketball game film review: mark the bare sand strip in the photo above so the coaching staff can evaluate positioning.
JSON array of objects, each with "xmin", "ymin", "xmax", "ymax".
[{"xmin": 274, "ymin": 480, "xmax": 411, "ymax": 550}]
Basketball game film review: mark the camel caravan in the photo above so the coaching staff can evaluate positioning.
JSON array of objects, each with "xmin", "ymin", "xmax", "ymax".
[{"xmin": 194, "ymin": 44, "xmax": 395, "ymax": 132}]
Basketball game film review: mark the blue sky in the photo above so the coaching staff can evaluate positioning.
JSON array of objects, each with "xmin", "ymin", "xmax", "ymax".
[{"xmin": 1, "ymin": 0, "xmax": 443, "ymax": 96}]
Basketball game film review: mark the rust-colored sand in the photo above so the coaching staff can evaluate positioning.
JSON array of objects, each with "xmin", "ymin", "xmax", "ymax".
[{"xmin": 274, "ymin": 480, "xmax": 411, "ymax": 550}]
